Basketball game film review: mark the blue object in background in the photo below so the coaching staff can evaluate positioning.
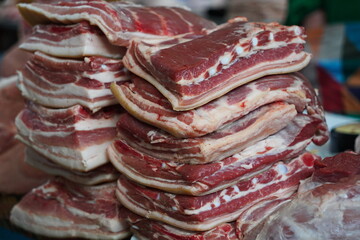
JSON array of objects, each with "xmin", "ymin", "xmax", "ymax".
[{"xmin": 0, "ymin": 227, "xmax": 31, "ymax": 240}]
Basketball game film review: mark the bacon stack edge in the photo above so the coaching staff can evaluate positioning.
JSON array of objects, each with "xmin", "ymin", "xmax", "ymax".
[{"xmin": 9, "ymin": 1, "xmax": 330, "ymax": 240}]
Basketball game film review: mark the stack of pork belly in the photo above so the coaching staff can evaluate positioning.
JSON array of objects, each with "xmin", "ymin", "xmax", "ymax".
[
  {"xmin": 107, "ymin": 14, "xmax": 329, "ymax": 240},
  {"xmin": 9, "ymin": 1, "xmax": 330, "ymax": 239},
  {"xmin": 10, "ymin": 1, "xmax": 217, "ymax": 239}
]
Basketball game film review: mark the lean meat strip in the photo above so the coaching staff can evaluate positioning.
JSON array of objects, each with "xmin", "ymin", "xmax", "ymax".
[
  {"xmin": 116, "ymin": 102, "xmax": 297, "ymax": 164},
  {"xmin": 10, "ymin": 178, "xmax": 130, "ymax": 240},
  {"xmin": 111, "ymin": 73, "xmax": 328, "ymax": 143},
  {"xmin": 116, "ymin": 152, "xmax": 318, "ymax": 231},
  {"xmin": 20, "ymin": 21, "xmax": 126, "ymax": 58},
  {"xmin": 25, "ymin": 147, "xmax": 119, "ymax": 186},
  {"xmin": 18, "ymin": 51, "xmax": 130, "ymax": 112},
  {"xmin": 108, "ymin": 114, "xmax": 321, "ymax": 195},
  {"xmin": 123, "ymin": 18, "xmax": 311, "ymax": 110},
  {"xmin": 253, "ymin": 152, "xmax": 360, "ymax": 240},
  {"xmin": 15, "ymin": 102, "xmax": 122, "ymax": 172},
  {"xmin": 17, "ymin": 0, "xmax": 216, "ymax": 47}
]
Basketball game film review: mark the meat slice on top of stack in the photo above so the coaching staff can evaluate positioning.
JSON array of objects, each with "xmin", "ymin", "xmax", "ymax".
[
  {"xmin": 10, "ymin": 0, "xmax": 330, "ymax": 240},
  {"xmin": 10, "ymin": 1, "xmax": 217, "ymax": 239}
]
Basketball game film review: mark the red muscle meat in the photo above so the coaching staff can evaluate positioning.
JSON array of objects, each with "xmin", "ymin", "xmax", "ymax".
[
  {"xmin": 25, "ymin": 147, "xmax": 119, "ymax": 186},
  {"xmin": 17, "ymin": 0, "xmax": 216, "ymax": 46},
  {"xmin": 116, "ymin": 152, "xmax": 318, "ymax": 231},
  {"xmin": 111, "ymin": 73, "xmax": 328, "ymax": 144},
  {"xmin": 15, "ymin": 102, "xmax": 122, "ymax": 172},
  {"xmin": 18, "ymin": 51, "xmax": 130, "ymax": 112},
  {"xmin": 123, "ymin": 18, "xmax": 311, "ymax": 110},
  {"xmin": 10, "ymin": 178, "xmax": 130, "ymax": 239},
  {"xmin": 116, "ymin": 102, "xmax": 297, "ymax": 164},
  {"xmin": 108, "ymin": 114, "xmax": 321, "ymax": 195},
  {"xmin": 253, "ymin": 152, "xmax": 360, "ymax": 240},
  {"xmin": 20, "ymin": 21, "xmax": 126, "ymax": 58}
]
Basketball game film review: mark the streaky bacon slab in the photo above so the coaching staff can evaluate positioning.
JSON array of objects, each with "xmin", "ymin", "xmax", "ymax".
[
  {"xmin": 108, "ymin": 114, "xmax": 321, "ymax": 195},
  {"xmin": 123, "ymin": 19, "xmax": 311, "ymax": 110},
  {"xmin": 116, "ymin": 102, "xmax": 297, "ymax": 164},
  {"xmin": 15, "ymin": 101, "xmax": 122, "ymax": 172},
  {"xmin": 20, "ymin": 21, "xmax": 126, "ymax": 58},
  {"xmin": 254, "ymin": 152, "xmax": 360, "ymax": 240},
  {"xmin": 25, "ymin": 147, "xmax": 119, "ymax": 186},
  {"xmin": 116, "ymin": 152, "xmax": 318, "ymax": 231},
  {"xmin": 123, "ymin": 208, "xmax": 237, "ymax": 240},
  {"xmin": 18, "ymin": 51, "xmax": 130, "ymax": 112},
  {"xmin": 10, "ymin": 178, "xmax": 130, "ymax": 240},
  {"xmin": 17, "ymin": 0, "xmax": 216, "ymax": 47},
  {"xmin": 111, "ymin": 73, "xmax": 328, "ymax": 144}
]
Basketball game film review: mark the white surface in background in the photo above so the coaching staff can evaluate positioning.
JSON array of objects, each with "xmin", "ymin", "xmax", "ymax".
[{"xmin": 307, "ymin": 112, "xmax": 360, "ymax": 158}]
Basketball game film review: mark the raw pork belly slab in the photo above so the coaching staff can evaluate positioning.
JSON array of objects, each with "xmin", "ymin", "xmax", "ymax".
[
  {"xmin": 18, "ymin": 51, "xmax": 130, "ymax": 112},
  {"xmin": 116, "ymin": 102, "xmax": 297, "ymax": 164},
  {"xmin": 123, "ymin": 19, "xmax": 311, "ymax": 110},
  {"xmin": 255, "ymin": 152, "xmax": 360, "ymax": 240},
  {"xmin": 108, "ymin": 114, "xmax": 321, "ymax": 195},
  {"xmin": 25, "ymin": 147, "xmax": 119, "ymax": 186},
  {"xmin": 10, "ymin": 178, "xmax": 130, "ymax": 240},
  {"xmin": 15, "ymin": 102, "xmax": 122, "ymax": 172},
  {"xmin": 116, "ymin": 152, "xmax": 318, "ymax": 231},
  {"xmin": 20, "ymin": 21, "xmax": 126, "ymax": 58},
  {"xmin": 124, "ymin": 209, "xmax": 237, "ymax": 240},
  {"xmin": 17, "ymin": 0, "xmax": 216, "ymax": 47},
  {"xmin": 111, "ymin": 73, "xmax": 328, "ymax": 142}
]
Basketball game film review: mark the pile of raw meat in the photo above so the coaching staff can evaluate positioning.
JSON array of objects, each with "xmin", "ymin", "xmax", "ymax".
[{"xmin": 9, "ymin": 0, "xmax": 357, "ymax": 239}]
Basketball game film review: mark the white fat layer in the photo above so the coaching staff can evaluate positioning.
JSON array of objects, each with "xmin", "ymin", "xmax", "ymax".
[
  {"xmin": 16, "ymin": 117, "xmax": 112, "ymax": 171},
  {"xmin": 0, "ymin": 75, "xmax": 18, "ymax": 89},
  {"xmin": 20, "ymin": 33, "xmax": 123, "ymax": 58},
  {"xmin": 18, "ymin": 72, "xmax": 117, "ymax": 111},
  {"xmin": 25, "ymin": 150, "xmax": 118, "ymax": 185},
  {"xmin": 16, "ymin": 108, "xmax": 119, "ymax": 131},
  {"xmin": 66, "ymin": 206, "xmax": 127, "ymax": 232}
]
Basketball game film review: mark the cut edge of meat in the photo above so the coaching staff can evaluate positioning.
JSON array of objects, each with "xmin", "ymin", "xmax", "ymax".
[{"xmin": 25, "ymin": 147, "xmax": 119, "ymax": 185}]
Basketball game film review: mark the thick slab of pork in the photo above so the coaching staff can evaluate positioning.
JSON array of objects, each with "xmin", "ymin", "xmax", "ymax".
[
  {"xmin": 116, "ymin": 152, "xmax": 318, "ymax": 231},
  {"xmin": 25, "ymin": 147, "xmax": 119, "ymax": 185},
  {"xmin": 17, "ymin": 0, "xmax": 216, "ymax": 47},
  {"xmin": 18, "ymin": 51, "xmax": 130, "ymax": 112},
  {"xmin": 116, "ymin": 102, "xmax": 297, "ymax": 164},
  {"xmin": 124, "ymin": 209, "xmax": 237, "ymax": 240},
  {"xmin": 15, "ymin": 102, "xmax": 122, "ymax": 172},
  {"xmin": 108, "ymin": 114, "xmax": 321, "ymax": 195},
  {"xmin": 10, "ymin": 178, "xmax": 130, "ymax": 240},
  {"xmin": 111, "ymin": 73, "xmax": 328, "ymax": 144},
  {"xmin": 123, "ymin": 18, "xmax": 311, "ymax": 110},
  {"xmin": 20, "ymin": 21, "xmax": 126, "ymax": 58}
]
